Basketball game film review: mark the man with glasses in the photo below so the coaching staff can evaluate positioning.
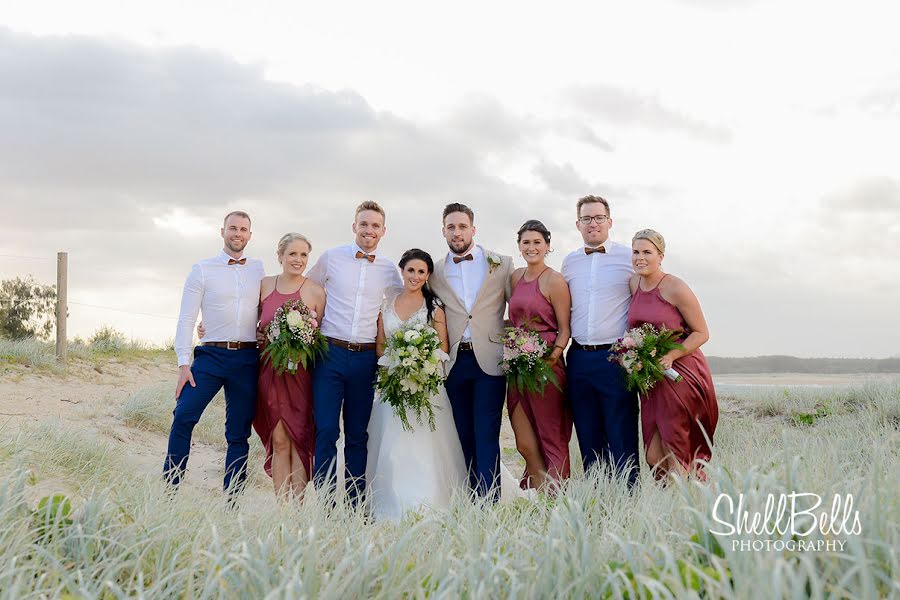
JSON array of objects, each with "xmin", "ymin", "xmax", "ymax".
[{"xmin": 561, "ymin": 195, "xmax": 638, "ymax": 487}]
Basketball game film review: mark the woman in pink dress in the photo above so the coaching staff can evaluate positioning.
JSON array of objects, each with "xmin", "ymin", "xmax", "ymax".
[
  {"xmin": 627, "ymin": 229, "xmax": 717, "ymax": 481},
  {"xmin": 256, "ymin": 233, "xmax": 326, "ymax": 499},
  {"xmin": 507, "ymin": 220, "xmax": 573, "ymax": 490}
]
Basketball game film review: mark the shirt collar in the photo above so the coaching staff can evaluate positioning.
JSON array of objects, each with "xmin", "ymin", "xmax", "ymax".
[
  {"xmin": 584, "ymin": 239, "xmax": 613, "ymax": 253},
  {"xmin": 220, "ymin": 250, "xmax": 245, "ymax": 264},
  {"xmin": 351, "ymin": 243, "xmax": 378, "ymax": 260},
  {"xmin": 448, "ymin": 244, "xmax": 483, "ymax": 264}
]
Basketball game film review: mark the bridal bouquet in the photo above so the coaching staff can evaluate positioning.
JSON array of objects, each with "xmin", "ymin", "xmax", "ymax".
[
  {"xmin": 375, "ymin": 322, "xmax": 449, "ymax": 432},
  {"xmin": 260, "ymin": 299, "xmax": 328, "ymax": 374},
  {"xmin": 609, "ymin": 323, "xmax": 684, "ymax": 395},
  {"xmin": 500, "ymin": 326, "xmax": 561, "ymax": 394}
]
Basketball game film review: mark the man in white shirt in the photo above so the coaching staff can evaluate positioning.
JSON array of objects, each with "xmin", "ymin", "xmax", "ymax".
[
  {"xmin": 306, "ymin": 200, "xmax": 402, "ymax": 503},
  {"xmin": 165, "ymin": 211, "xmax": 266, "ymax": 495},
  {"xmin": 561, "ymin": 195, "xmax": 639, "ymax": 487},
  {"xmin": 428, "ymin": 203, "xmax": 514, "ymax": 501}
]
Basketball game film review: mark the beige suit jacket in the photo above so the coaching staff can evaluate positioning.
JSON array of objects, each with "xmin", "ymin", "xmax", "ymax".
[{"xmin": 429, "ymin": 245, "xmax": 513, "ymax": 376}]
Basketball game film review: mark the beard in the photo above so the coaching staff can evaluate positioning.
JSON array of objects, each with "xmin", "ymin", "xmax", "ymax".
[
  {"xmin": 447, "ymin": 238, "xmax": 473, "ymax": 255},
  {"xmin": 224, "ymin": 238, "xmax": 247, "ymax": 253}
]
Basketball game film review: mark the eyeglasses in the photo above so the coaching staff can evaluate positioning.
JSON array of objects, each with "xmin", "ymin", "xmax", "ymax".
[{"xmin": 579, "ymin": 215, "xmax": 609, "ymax": 225}]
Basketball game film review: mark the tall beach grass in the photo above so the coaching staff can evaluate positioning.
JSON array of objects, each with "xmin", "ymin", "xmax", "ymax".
[{"xmin": 0, "ymin": 379, "xmax": 897, "ymax": 598}]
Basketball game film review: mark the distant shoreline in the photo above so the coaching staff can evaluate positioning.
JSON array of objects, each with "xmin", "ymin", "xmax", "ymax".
[
  {"xmin": 714, "ymin": 372, "xmax": 898, "ymax": 387},
  {"xmin": 707, "ymin": 356, "xmax": 900, "ymax": 375}
]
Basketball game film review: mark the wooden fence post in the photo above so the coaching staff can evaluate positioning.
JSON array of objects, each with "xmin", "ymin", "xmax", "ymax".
[{"xmin": 56, "ymin": 252, "xmax": 67, "ymax": 363}]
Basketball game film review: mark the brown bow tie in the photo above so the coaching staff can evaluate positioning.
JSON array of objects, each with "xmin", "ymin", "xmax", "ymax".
[
  {"xmin": 453, "ymin": 254, "xmax": 474, "ymax": 264},
  {"xmin": 355, "ymin": 251, "xmax": 376, "ymax": 263},
  {"xmin": 584, "ymin": 246, "xmax": 606, "ymax": 255},
  {"xmin": 228, "ymin": 258, "xmax": 247, "ymax": 265}
]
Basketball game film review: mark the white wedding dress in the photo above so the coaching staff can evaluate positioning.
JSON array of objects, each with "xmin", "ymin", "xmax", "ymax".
[{"xmin": 365, "ymin": 294, "xmax": 523, "ymax": 521}]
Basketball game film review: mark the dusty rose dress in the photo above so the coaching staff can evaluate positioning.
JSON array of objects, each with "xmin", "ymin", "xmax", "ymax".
[
  {"xmin": 255, "ymin": 281, "xmax": 315, "ymax": 479},
  {"xmin": 627, "ymin": 276, "xmax": 718, "ymax": 476},
  {"xmin": 507, "ymin": 269, "xmax": 573, "ymax": 487}
]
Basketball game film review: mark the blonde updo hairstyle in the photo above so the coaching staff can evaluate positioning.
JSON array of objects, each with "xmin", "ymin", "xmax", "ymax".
[
  {"xmin": 276, "ymin": 232, "xmax": 312, "ymax": 260},
  {"xmin": 632, "ymin": 229, "xmax": 666, "ymax": 255}
]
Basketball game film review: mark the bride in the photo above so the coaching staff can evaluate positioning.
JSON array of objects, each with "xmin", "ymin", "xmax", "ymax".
[
  {"xmin": 366, "ymin": 248, "xmax": 522, "ymax": 521},
  {"xmin": 366, "ymin": 248, "xmax": 467, "ymax": 520}
]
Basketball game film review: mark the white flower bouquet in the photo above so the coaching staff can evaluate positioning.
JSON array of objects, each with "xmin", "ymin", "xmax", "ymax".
[
  {"xmin": 260, "ymin": 299, "xmax": 328, "ymax": 374},
  {"xmin": 375, "ymin": 322, "xmax": 449, "ymax": 432}
]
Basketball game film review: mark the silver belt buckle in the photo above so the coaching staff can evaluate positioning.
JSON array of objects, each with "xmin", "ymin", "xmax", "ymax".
[{"xmin": 226, "ymin": 341, "xmax": 240, "ymax": 350}]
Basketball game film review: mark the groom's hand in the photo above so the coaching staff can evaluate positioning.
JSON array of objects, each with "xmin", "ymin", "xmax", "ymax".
[{"xmin": 175, "ymin": 365, "xmax": 196, "ymax": 399}]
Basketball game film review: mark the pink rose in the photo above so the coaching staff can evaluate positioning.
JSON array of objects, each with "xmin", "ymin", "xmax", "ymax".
[
  {"xmin": 623, "ymin": 336, "xmax": 636, "ymax": 349},
  {"xmin": 310, "ymin": 319, "xmax": 318, "ymax": 328},
  {"xmin": 309, "ymin": 310, "xmax": 318, "ymax": 319},
  {"xmin": 522, "ymin": 342, "xmax": 536, "ymax": 353}
]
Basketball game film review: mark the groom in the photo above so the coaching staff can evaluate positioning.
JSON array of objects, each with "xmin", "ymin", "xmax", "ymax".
[
  {"xmin": 307, "ymin": 200, "xmax": 402, "ymax": 504},
  {"xmin": 429, "ymin": 203, "xmax": 513, "ymax": 501}
]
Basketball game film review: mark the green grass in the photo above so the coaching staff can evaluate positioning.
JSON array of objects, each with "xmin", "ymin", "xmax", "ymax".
[
  {"xmin": 0, "ymin": 335, "xmax": 170, "ymax": 371},
  {"xmin": 0, "ymin": 380, "xmax": 897, "ymax": 598}
]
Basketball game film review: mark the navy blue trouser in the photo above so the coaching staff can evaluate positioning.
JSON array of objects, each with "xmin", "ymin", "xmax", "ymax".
[
  {"xmin": 566, "ymin": 346, "xmax": 639, "ymax": 487},
  {"xmin": 312, "ymin": 343, "xmax": 377, "ymax": 503},
  {"xmin": 445, "ymin": 349, "xmax": 507, "ymax": 501},
  {"xmin": 164, "ymin": 346, "xmax": 258, "ymax": 493}
]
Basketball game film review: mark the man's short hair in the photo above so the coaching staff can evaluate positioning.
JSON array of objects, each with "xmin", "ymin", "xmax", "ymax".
[
  {"xmin": 223, "ymin": 211, "xmax": 251, "ymax": 227},
  {"xmin": 576, "ymin": 195, "xmax": 610, "ymax": 218},
  {"xmin": 355, "ymin": 200, "xmax": 386, "ymax": 221},
  {"xmin": 443, "ymin": 203, "xmax": 475, "ymax": 224}
]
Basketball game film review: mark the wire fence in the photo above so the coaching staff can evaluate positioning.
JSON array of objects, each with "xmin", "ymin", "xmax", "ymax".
[{"xmin": 0, "ymin": 253, "xmax": 183, "ymax": 344}]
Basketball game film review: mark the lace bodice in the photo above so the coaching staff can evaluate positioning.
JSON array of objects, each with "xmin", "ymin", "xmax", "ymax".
[{"xmin": 382, "ymin": 293, "xmax": 429, "ymax": 336}]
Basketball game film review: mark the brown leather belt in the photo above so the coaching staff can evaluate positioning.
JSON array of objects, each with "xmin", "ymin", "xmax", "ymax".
[
  {"xmin": 458, "ymin": 341, "xmax": 474, "ymax": 351},
  {"xmin": 326, "ymin": 337, "xmax": 376, "ymax": 352},
  {"xmin": 571, "ymin": 341, "xmax": 612, "ymax": 352},
  {"xmin": 202, "ymin": 341, "xmax": 258, "ymax": 350}
]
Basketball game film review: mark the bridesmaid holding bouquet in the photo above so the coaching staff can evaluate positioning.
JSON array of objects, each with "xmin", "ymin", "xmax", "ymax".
[
  {"xmin": 256, "ymin": 233, "xmax": 326, "ymax": 498},
  {"xmin": 627, "ymin": 229, "xmax": 717, "ymax": 480},
  {"xmin": 507, "ymin": 220, "xmax": 573, "ymax": 490}
]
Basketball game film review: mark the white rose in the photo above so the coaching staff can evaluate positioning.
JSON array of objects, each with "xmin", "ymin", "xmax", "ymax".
[
  {"xmin": 285, "ymin": 310, "xmax": 303, "ymax": 328},
  {"xmin": 404, "ymin": 330, "xmax": 421, "ymax": 343}
]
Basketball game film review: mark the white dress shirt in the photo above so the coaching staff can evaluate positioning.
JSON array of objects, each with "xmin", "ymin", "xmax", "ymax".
[
  {"xmin": 307, "ymin": 243, "xmax": 402, "ymax": 343},
  {"xmin": 561, "ymin": 240, "xmax": 634, "ymax": 345},
  {"xmin": 444, "ymin": 244, "xmax": 487, "ymax": 341},
  {"xmin": 174, "ymin": 251, "xmax": 265, "ymax": 366}
]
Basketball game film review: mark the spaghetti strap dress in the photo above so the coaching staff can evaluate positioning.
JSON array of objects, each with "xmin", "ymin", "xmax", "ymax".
[
  {"xmin": 506, "ymin": 269, "xmax": 572, "ymax": 486},
  {"xmin": 255, "ymin": 279, "xmax": 316, "ymax": 479},
  {"xmin": 627, "ymin": 276, "xmax": 718, "ymax": 476}
]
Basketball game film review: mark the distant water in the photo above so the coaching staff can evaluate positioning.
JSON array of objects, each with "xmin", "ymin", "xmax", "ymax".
[{"xmin": 713, "ymin": 373, "xmax": 897, "ymax": 395}]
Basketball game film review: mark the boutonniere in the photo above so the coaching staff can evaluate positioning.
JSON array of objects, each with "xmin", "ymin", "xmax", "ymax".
[{"xmin": 487, "ymin": 253, "xmax": 502, "ymax": 274}]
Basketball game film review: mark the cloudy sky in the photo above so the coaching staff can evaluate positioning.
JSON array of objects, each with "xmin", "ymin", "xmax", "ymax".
[{"xmin": 1, "ymin": 0, "xmax": 898, "ymax": 357}]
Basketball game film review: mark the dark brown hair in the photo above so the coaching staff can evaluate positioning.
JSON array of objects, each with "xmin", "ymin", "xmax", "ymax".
[
  {"xmin": 442, "ymin": 203, "xmax": 475, "ymax": 224},
  {"xmin": 516, "ymin": 219, "xmax": 551, "ymax": 244}
]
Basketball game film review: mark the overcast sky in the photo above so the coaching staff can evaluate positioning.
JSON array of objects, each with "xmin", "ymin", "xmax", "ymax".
[{"xmin": 1, "ymin": 0, "xmax": 899, "ymax": 357}]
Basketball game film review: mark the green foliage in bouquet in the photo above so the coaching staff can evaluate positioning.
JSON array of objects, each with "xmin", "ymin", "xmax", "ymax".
[
  {"xmin": 375, "ymin": 323, "xmax": 447, "ymax": 432},
  {"xmin": 500, "ymin": 326, "xmax": 561, "ymax": 395},
  {"xmin": 609, "ymin": 323, "xmax": 684, "ymax": 395},
  {"xmin": 260, "ymin": 298, "xmax": 328, "ymax": 375}
]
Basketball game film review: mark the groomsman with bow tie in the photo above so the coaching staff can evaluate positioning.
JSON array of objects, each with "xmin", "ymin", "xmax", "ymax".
[
  {"xmin": 165, "ymin": 211, "xmax": 266, "ymax": 495},
  {"xmin": 561, "ymin": 195, "xmax": 639, "ymax": 487},
  {"xmin": 429, "ymin": 203, "xmax": 514, "ymax": 501},
  {"xmin": 307, "ymin": 201, "xmax": 402, "ymax": 503}
]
